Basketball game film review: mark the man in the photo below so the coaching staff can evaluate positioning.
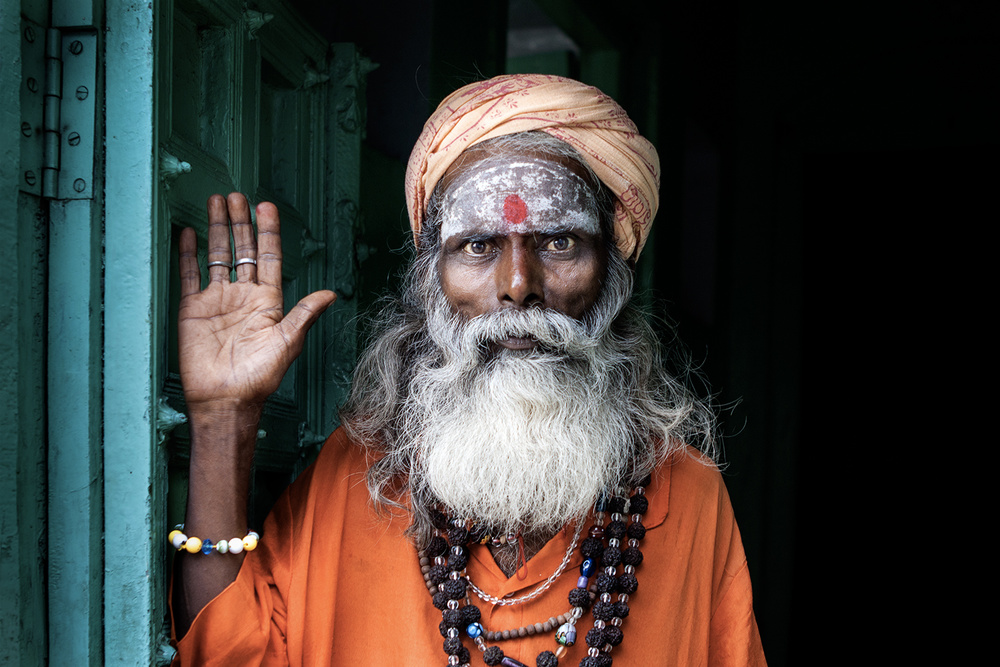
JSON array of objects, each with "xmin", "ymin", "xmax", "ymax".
[{"xmin": 171, "ymin": 74, "xmax": 765, "ymax": 666}]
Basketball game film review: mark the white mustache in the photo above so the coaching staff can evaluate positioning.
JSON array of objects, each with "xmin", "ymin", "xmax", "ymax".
[{"xmin": 448, "ymin": 307, "xmax": 601, "ymax": 358}]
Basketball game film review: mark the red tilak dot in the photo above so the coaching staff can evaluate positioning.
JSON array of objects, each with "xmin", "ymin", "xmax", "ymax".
[{"xmin": 503, "ymin": 194, "xmax": 528, "ymax": 225}]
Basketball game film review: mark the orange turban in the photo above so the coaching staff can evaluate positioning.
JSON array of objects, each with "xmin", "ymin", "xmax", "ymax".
[{"xmin": 404, "ymin": 74, "xmax": 660, "ymax": 261}]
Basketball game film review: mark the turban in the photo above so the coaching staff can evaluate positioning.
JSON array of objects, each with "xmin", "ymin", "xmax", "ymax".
[{"xmin": 404, "ymin": 74, "xmax": 660, "ymax": 261}]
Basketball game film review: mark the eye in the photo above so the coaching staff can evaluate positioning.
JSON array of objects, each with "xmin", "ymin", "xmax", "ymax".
[
  {"xmin": 545, "ymin": 235, "xmax": 575, "ymax": 251},
  {"xmin": 462, "ymin": 239, "xmax": 490, "ymax": 255}
]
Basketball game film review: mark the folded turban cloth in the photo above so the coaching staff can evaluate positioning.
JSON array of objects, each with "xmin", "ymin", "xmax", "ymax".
[{"xmin": 404, "ymin": 73, "xmax": 660, "ymax": 261}]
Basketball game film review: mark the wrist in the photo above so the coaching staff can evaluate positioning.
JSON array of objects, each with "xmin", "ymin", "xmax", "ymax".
[{"xmin": 186, "ymin": 400, "xmax": 263, "ymax": 439}]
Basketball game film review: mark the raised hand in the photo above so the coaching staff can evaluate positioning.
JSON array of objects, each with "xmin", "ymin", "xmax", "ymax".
[
  {"xmin": 174, "ymin": 194, "xmax": 336, "ymax": 636},
  {"xmin": 178, "ymin": 193, "xmax": 336, "ymax": 410}
]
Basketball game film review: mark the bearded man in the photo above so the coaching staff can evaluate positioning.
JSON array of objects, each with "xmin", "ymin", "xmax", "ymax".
[{"xmin": 171, "ymin": 74, "xmax": 766, "ymax": 666}]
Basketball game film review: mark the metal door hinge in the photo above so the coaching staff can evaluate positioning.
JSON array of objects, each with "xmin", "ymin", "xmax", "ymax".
[{"xmin": 20, "ymin": 18, "xmax": 96, "ymax": 200}]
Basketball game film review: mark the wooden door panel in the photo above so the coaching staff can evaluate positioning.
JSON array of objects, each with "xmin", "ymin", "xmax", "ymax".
[{"xmin": 157, "ymin": 0, "xmax": 339, "ymax": 530}]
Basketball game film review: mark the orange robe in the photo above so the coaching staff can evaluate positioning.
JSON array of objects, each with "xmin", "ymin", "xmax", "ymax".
[{"xmin": 173, "ymin": 429, "xmax": 766, "ymax": 666}]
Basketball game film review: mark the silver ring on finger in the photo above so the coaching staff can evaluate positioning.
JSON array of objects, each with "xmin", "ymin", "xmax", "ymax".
[
  {"xmin": 207, "ymin": 261, "xmax": 233, "ymax": 269},
  {"xmin": 234, "ymin": 257, "xmax": 257, "ymax": 267}
]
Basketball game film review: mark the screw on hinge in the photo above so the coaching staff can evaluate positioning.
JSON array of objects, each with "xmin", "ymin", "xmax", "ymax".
[
  {"xmin": 24, "ymin": 26, "xmax": 35, "ymax": 43},
  {"xmin": 26, "ymin": 77, "xmax": 38, "ymax": 93},
  {"xmin": 21, "ymin": 122, "xmax": 32, "ymax": 137},
  {"xmin": 75, "ymin": 86, "xmax": 89, "ymax": 101},
  {"xmin": 73, "ymin": 179, "xmax": 86, "ymax": 193},
  {"xmin": 67, "ymin": 132, "xmax": 81, "ymax": 146},
  {"xmin": 24, "ymin": 171, "xmax": 37, "ymax": 186},
  {"xmin": 68, "ymin": 40, "xmax": 83, "ymax": 55}
]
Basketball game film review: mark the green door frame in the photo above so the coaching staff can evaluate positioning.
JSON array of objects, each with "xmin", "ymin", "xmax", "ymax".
[{"xmin": 104, "ymin": 0, "xmax": 162, "ymax": 663}]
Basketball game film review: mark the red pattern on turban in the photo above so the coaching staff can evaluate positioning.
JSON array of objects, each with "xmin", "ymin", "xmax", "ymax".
[{"xmin": 404, "ymin": 74, "xmax": 660, "ymax": 261}]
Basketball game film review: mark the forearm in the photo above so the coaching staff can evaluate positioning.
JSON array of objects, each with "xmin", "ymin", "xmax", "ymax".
[{"xmin": 173, "ymin": 401, "xmax": 262, "ymax": 637}]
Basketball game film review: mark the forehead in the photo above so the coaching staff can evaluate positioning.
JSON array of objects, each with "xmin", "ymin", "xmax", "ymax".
[{"xmin": 439, "ymin": 155, "xmax": 599, "ymax": 240}]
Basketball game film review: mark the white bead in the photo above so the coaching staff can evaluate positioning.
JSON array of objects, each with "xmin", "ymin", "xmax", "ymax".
[
  {"xmin": 170, "ymin": 532, "xmax": 187, "ymax": 549},
  {"xmin": 228, "ymin": 537, "xmax": 244, "ymax": 554}
]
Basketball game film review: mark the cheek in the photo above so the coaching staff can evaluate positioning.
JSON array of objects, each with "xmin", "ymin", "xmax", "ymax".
[
  {"xmin": 438, "ymin": 258, "xmax": 491, "ymax": 315},
  {"xmin": 548, "ymin": 256, "xmax": 606, "ymax": 318}
]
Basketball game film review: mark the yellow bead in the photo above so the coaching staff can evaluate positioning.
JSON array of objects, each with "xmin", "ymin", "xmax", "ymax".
[
  {"xmin": 185, "ymin": 537, "xmax": 202, "ymax": 553},
  {"xmin": 243, "ymin": 534, "xmax": 258, "ymax": 551},
  {"xmin": 169, "ymin": 530, "xmax": 186, "ymax": 549}
]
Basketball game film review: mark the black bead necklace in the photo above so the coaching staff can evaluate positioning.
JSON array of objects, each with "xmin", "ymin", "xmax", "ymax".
[{"xmin": 424, "ymin": 479, "xmax": 650, "ymax": 667}]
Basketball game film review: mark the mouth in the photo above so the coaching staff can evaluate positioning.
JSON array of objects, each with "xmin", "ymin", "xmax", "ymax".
[{"xmin": 493, "ymin": 336, "xmax": 538, "ymax": 351}]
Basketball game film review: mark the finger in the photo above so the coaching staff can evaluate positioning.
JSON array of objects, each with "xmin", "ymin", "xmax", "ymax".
[
  {"xmin": 179, "ymin": 227, "xmax": 202, "ymax": 297},
  {"xmin": 206, "ymin": 194, "xmax": 233, "ymax": 283},
  {"xmin": 256, "ymin": 202, "xmax": 283, "ymax": 289},
  {"xmin": 276, "ymin": 290, "xmax": 337, "ymax": 356},
  {"xmin": 228, "ymin": 193, "xmax": 257, "ymax": 283}
]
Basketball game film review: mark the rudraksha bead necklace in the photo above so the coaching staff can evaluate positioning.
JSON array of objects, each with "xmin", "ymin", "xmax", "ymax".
[{"xmin": 423, "ymin": 480, "xmax": 650, "ymax": 667}]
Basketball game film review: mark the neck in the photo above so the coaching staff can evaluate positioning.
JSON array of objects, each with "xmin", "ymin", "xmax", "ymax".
[{"xmin": 486, "ymin": 526, "xmax": 560, "ymax": 578}]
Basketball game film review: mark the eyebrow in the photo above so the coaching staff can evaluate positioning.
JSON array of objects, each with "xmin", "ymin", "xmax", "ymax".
[{"xmin": 444, "ymin": 221, "xmax": 596, "ymax": 241}]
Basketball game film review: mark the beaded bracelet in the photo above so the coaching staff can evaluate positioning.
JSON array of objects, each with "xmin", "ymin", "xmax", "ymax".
[{"xmin": 168, "ymin": 524, "xmax": 259, "ymax": 555}]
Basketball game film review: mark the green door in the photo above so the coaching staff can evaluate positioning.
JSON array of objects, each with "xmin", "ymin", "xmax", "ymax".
[
  {"xmin": 0, "ymin": 0, "xmax": 369, "ymax": 664},
  {"xmin": 148, "ymin": 0, "xmax": 370, "ymax": 662},
  {"xmin": 157, "ymin": 0, "xmax": 341, "ymax": 530}
]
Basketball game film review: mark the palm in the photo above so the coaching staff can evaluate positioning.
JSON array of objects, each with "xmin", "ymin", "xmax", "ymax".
[
  {"xmin": 180, "ymin": 282, "xmax": 289, "ymax": 403},
  {"xmin": 177, "ymin": 195, "xmax": 335, "ymax": 409}
]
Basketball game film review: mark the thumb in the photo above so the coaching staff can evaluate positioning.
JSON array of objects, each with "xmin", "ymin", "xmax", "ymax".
[{"xmin": 278, "ymin": 289, "xmax": 337, "ymax": 344}]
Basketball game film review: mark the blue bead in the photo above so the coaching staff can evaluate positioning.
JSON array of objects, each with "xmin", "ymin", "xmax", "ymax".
[
  {"xmin": 466, "ymin": 622, "xmax": 483, "ymax": 638},
  {"xmin": 200, "ymin": 539, "xmax": 213, "ymax": 555},
  {"xmin": 577, "ymin": 575, "xmax": 589, "ymax": 589},
  {"xmin": 581, "ymin": 557, "xmax": 596, "ymax": 577}
]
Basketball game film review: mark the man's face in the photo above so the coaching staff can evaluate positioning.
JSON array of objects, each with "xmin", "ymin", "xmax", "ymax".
[{"xmin": 436, "ymin": 150, "xmax": 608, "ymax": 350}]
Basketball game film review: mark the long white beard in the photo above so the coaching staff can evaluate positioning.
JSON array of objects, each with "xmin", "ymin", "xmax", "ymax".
[{"xmin": 408, "ymin": 303, "xmax": 637, "ymax": 536}]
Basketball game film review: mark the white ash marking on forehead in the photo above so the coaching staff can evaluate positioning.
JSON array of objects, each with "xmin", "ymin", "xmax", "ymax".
[{"xmin": 441, "ymin": 159, "xmax": 599, "ymax": 240}]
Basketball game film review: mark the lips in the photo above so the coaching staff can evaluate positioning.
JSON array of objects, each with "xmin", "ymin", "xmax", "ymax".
[{"xmin": 495, "ymin": 336, "xmax": 538, "ymax": 350}]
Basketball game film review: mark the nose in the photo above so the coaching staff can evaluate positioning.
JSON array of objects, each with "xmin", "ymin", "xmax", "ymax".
[{"xmin": 497, "ymin": 240, "xmax": 543, "ymax": 308}]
